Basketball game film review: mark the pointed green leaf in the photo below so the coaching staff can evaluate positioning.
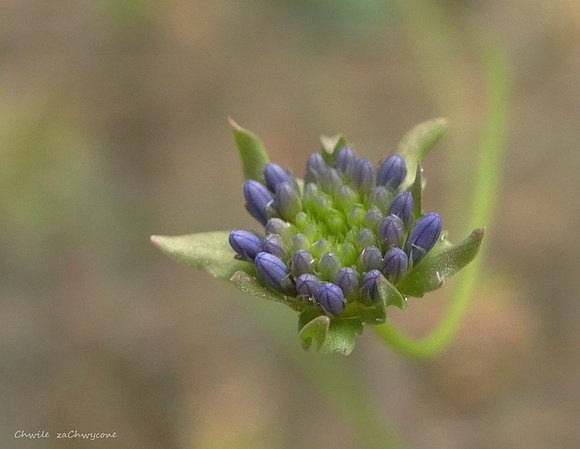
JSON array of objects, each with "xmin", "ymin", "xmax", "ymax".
[
  {"xmin": 299, "ymin": 314, "xmax": 330, "ymax": 351},
  {"xmin": 399, "ymin": 118, "xmax": 448, "ymax": 188},
  {"xmin": 379, "ymin": 276, "xmax": 407, "ymax": 310},
  {"xmin": 322, "ymin": 318, "xmax": 364, "ymax": 355},
  {"xmin": 229, "ymin": 118, "xmax": 270, "ymax": 183},
  {"xmin": 397, "ymin": 227, "xmax": 485, "ymax": 297},
  {"xmin": 298, "ymin": 308, "xmax": 322, "ymax": 331},
  {"xmin": 299, "ymin": 313, "xmax": 364, "ymax": 356},
  {"xmin": 352, "ymin": 297, "xmax": 387, "ymax": 325},
  {"xmin": 409, "ymin": 162, "xmax": 424, "ymax": 219},
  {"xmin": 151, "ymin": 231, "xmax": 254, "ymax": 280},
  {"xmin": 230, "ymin": 270, "xmax": 305, "ymax": 311},
  {"xmin": 320, "ymin": 134, "xmax": 347, "ymax": 164}
]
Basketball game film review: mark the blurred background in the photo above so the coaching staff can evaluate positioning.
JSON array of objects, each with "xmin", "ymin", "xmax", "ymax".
[{"xmin": 1, "ymin": 0, "xmax": 580, "ymax": 448}]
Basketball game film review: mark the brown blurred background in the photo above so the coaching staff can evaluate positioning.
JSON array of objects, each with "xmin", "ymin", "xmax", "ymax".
[{"xmin": 1, "ymin": 1, "xmax": 580, "ymax": 448}]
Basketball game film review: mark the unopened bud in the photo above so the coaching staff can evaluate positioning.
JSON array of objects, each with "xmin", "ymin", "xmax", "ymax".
[
  {"xmin": 364, "ymin": 206, "xmax": 384, "ymax": 232},
  {"xmin": 264, "ymin": 163, "xmax": 294, "ymax": 193},
  {"xmin": 405, "ymin": 212, "xmax": 442, "ymax": 264},
  {"xmin": 291, "ymin": 233, "xmax": 310, "ymax": 251},
  {"xmin": 377, "ymin": 214, "xmax": 405, "ymax": 249},
  {"xmin": 356, "ymin": 228, "xmax": 376, "ymax": 250},
  {"xmin": 274, "ymin": 182, "xmax": 302, "ymax": 222},
  {"xmin": 333, "ymin": 146, "xmax": 357, "ymax": 176},
  {"xmin": 296, "ymin": 273, "xmax": 322, "ymax": 298},
  {"xmin": 315, "ymin": 282, "xmax": 346, "ymax": 315},
  {"xmin": 383, "ymin": 247, "xmax": 408, "ymax": 282},
  {"xmin": 290, "ymin": 249, "xmax": 315, "ymax": 277},
  {"xmin": 311, "ymin": 238, "xmax": 333, "ymax": 258},
  {"xmin": 229, "ymin": 230, "xmax": 262, "ymax": 260},
  {"xmin": 265, "ymin": 218, "xmax": 292, "ymax": 238},
  {"xmin": 318, "ymin": 252, "xmax": 342, "ymax": 281},
  {"xmin": 244, "ymin": 180, "xmax": 273, "ymax": 226},
  {"xmin": 351, "ymin": 158, "xmax": 375, "ymax": 193},
  {"xmin": 335, "ymin": 185, "xmax": 359, "ymax": 212},
  {"xmin": 255, "ymin": 252, "xmax": 290, "ymax": 292},
  {"xmin": 261, "ymin": 234, "xmax": 287, "ymax": 259},
  {"xmin": 305, "ymin": 153, "xmax": 328, "ymax": 183},
  {"xmin": 377, "ymin": 154, "xmax": 406, "ymax": 191},
  {"xmin": 361, "ymin": 269, "xmax": 383, "ymax": 302},
  {"xmin": 388, "ymin": 191, "xmax": 414, "ymax": 228},
  {"xmin": 369, "ymin": 186, "xmax": 392, "ymax": 214},
  {"xmin": 334, "ymin": 267, "xmax": 360, "ymax": 299},
  {"xmin": 359, "ymin": 245, "xmax": 383, "ymax": 272},
  {"xmin": 320, "ymin": 167, "xmax": 343, "ymax": 195}
]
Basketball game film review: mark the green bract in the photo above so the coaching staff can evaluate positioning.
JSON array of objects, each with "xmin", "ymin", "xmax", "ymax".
[{"xmin": 151, "ymin": 119, "xmax": 484, "ymax": 355}]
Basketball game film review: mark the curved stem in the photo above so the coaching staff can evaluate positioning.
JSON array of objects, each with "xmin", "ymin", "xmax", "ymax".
[{"xmin": 373, "ymin": 35, "xmax": 511, "ymax": 359}]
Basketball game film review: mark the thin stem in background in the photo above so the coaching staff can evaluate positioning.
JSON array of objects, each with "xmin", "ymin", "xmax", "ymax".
[{"xmin": 373, "ymin": 36, "xmax": 511, "ymax": 358}]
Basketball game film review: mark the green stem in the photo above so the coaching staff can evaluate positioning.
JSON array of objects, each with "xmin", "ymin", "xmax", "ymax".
[{"xmin": 373, "ymin": 36, "xmax": 511, "ymax": 359}]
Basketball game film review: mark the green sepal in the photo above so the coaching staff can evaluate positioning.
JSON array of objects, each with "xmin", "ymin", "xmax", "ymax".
[
  {"xmin": 409, "ymin": 162, "xmax": 424, "ymax": 219},
  {"xmin": 397, "ymin": 227, "xmax": 485, "ymax": 297},
  {"xmin": 229, "ymin": 118, "xmax": 270, "ymax": 183},
  {"xmin": 320, "ymin": 134, "xmax": 347, "ymax": 164},
  {"xmin": 230, "ymin": 271, "xmax": 305, "ymax": 312},
  {"xmin": 150, "ymin": 231, "xmax": 254, "ymax": 280},
  {"xmin": 298, "ymin": 311, "xmax": 364, "ymax": 356},
  {"xmin": 399, "ymin": 118, "xmax": 447, "ymax": 188},
  {"xmin": 379, "ymin": 275, "xmax": 407, "ymax": 310}
]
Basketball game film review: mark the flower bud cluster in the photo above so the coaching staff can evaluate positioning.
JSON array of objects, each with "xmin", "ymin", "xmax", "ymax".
[{"xmin": 230, "ymin": 150, "xmax": 442, "ymax": 317}]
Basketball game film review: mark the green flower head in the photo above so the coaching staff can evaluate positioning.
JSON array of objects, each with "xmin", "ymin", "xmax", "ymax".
[{"xmin": 152, "ymin": 118, "xmax": 484, "ymax": 355}]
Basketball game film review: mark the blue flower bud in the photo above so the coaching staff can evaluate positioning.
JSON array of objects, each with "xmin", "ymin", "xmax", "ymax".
[
  {"xmin": 261, "ymin": 233, "xmax": 287, "ymax": 259},
  {"xmin": 315, "ymin": 282, "xmax": 346, "ymax": 315},
  {"xmin": 377, "ymin": 214, "xmax": 405, "ymax": 249},
  {"xmin": 369, "ymin": 186, "xmax": 392, "ymax": 214},
  {"xmin": 264, "ymin": 163, "xmax": 294, "ymax": 193},
  {"xmin": 356, "ymin": 228, "xmax": 376, "ymax": 250},
  {"xmin": 377, "ymin": 154, "xmax": 406, "ymax": 191},
  {"xmin": 229, "ymin": 230, "xmax": 262, "ymax": 260},
  {"xmin": 364, "ymin": 206, "xmax": 383, "ymax": 231},
  {"xmin": 388, "ymin": 191, "xmax": 414, "ymax": 228},
  {"xmin": 274, "ymin": 182, "xmax": 302, "ymax": 221},
  {"xmin": 244, "ymin": 180, "xmax": 273, "ymax": 226},
  {"xmin": 361, "ymin": 269, "xmax": 383, "ymax": 302},
  {"xmin": 383, "ymin": 247, "xmax": 409, "ymax": 282},
  {"xmin": 255, "ymin": 252, "xmax": 290, "ymax": 292},
  {"xmin": 318, "ymin": 252, "xmax": 342, "ymax": 281},
  {"xmin": 296, "ymin": 274, "xmax": 322, "ymax": 298},
  {"xmin": 320, "ymin": 167, "xmax": 343, "ymax": 195},
  {"xmin": 405, "ymin": 212, "xmax": 442, "ymax": 264},
  {"xmin": 333, "ymin": 267, "xmax": 360, "ymax": 299},
  {"xmin": 359, "ymin": 245, "xmax": 383, "ymax": 272},
  {"xmin": 351, "ymin": 158, "xmax": 375, "ymax": 193},
  {"xmin": 333, "ymin": 146, "xmax": 357, "ymax": 176},
  {"xmin": 290, "ymin": 249, "xmax": 315, "ymax": 277},
  {"xmin": 305, "ymin": 153, "xmax": 328, "ymax": 183}
]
